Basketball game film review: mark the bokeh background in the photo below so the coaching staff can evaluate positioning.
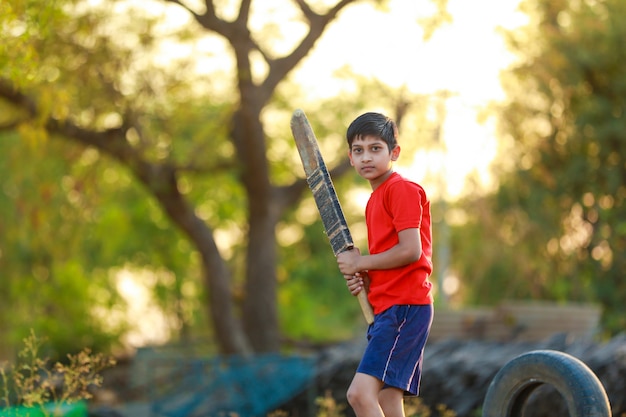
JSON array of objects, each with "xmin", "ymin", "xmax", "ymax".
[{"xmin": 1, "ymin": 0, "xmax": 625, "ymax": 412}]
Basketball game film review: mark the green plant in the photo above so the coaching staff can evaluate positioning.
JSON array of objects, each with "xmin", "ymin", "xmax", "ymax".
[
  {"xmin": 435, "ymin": 403, "xmax": 457, "ymax": 417},
  {"xmin": 0, "ymin": 330, "xmax": 115, "ymax": 416},
  {"xmin": 315, "ymin": 390, "xmax": 346, "ymax": 417},
  {"xmin": 405, "ymin": 397, "xmax": 432, "ymax": 417}
]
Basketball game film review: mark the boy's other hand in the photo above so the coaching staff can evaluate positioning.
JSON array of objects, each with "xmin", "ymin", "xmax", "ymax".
[
  {"xmin": 345, "ymin": 271, "xmax": 369, "ymax": 296},
  {"xmin": 337, "ymin": 247, "xmax": 361, "ymax": 275}
]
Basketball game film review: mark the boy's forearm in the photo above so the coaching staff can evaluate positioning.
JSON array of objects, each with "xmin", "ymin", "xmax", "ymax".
[
  {"xmin": 359, "ymin": 228, "xmax": 422, "ymax": 271},
  {"xmin": 358, "ymin": 243, "xmax": 421, "ymax": 271}
]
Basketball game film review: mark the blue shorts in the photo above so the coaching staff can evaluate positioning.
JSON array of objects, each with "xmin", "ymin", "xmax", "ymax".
[{"xmin": 357, "ymin": 304, "xmax": 433, "ymax": 396}]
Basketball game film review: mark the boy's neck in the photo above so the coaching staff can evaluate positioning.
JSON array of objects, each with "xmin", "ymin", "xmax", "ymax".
[{"xmin": 369, "ymin": 169, "xmax": 394, "ymax": 191}]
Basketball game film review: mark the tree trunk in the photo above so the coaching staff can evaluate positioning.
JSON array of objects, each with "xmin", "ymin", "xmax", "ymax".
[
  {"xmin": 243, "ymin": 203, "xmax": 280, "ymax": 352},
  {"xmin": 231, "ymin": 101, "xmax": 281, "ymax": 352},
  {"xmin": 132, "ymin": 160, "xmax": 254, "ymax": 355}
]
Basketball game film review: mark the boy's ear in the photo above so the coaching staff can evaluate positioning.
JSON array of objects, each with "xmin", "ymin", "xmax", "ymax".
[
  {"xmin": 391, "ymin": 145, "xmax": 401, "ymax": 161},
  {"xmin": 348, "ymin": 150, "xmax": 355, "ymax": 166}
]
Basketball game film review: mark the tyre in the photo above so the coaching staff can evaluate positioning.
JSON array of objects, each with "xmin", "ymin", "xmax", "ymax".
[{"xmin": 482, "ymin": 349, "xmax": 611, "ymax": 417}]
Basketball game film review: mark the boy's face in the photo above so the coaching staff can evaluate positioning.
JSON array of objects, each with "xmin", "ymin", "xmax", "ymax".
[{"xmin": 348, "ymin": 134, "xmax": 400, "ymax": 187}]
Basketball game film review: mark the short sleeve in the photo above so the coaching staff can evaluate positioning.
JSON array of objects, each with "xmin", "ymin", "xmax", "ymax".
[{"xmin": 385, "ymin": 180, "xmax": 425, "ymax": 232}]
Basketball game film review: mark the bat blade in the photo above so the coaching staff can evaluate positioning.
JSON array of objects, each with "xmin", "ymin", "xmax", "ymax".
[{"xmin": 291, "ymin": 109, "xmax": 374, "ymax": 324}]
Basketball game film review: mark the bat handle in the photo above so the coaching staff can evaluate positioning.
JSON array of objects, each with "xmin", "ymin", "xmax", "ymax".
[
  {"xmin": 357, "ymin": 291, "xmax": 375, "ymax": 325},
  {"xmin": 341, "ymin": 245, "xmax": 374, "ymax": 324}
]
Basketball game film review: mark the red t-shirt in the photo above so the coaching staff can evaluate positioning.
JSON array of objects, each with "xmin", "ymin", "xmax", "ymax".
[{"xmin": 365, "ymin": 172, "xmax": 433, "ymax": 314}]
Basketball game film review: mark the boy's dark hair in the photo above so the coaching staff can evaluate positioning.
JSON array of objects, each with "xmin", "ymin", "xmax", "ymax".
[{"xmin": 346, "ymin": 112, "xmax": 398, "ymax": 151}]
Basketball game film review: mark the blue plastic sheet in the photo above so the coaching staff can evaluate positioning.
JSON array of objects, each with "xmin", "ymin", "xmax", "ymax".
[{"xmin": 149, "ymin": 354, "xmax": 316, "ymax": 417}]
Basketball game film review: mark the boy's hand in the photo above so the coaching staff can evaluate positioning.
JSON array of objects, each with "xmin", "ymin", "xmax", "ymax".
[
  {"xmin": 345, "ymin": 271, "xmax": 369, "ymax": 296},
  {"xmin": 337, "ymin": 247, "xmax": 361, "ymax": 275}
]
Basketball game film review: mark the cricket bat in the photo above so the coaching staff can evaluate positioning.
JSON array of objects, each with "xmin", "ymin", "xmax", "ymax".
[{"xmin": 290, "ymin": 109, "xmax": 375, "ymax": 325}]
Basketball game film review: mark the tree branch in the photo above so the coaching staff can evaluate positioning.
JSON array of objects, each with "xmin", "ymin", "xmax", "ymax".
[
  {"xmin": 0, "ymin": 79, "xmax": 38, "ymax": 116},
  {"xmin": 236, "ymin": 0, "xmax": 252, "ymax": 26},
  {"xmin": 163, "ymin": 0, "xmax": 203, "ymax": 21},
  {"xmin": 0, "ymin": 120, "xmax": 21, "ymax": 132},
  {"xmin": 261, "ymin": 0, "xmax": 359, "ymax": 101},
  {"xmin": 165, "ymin": 0, "xmax": 232, "ymax": 37}
]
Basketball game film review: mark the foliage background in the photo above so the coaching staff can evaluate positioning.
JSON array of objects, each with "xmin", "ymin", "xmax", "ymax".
[{"xmin": 1, "ymin": 0, "xmax": 625, "ymax": 359}]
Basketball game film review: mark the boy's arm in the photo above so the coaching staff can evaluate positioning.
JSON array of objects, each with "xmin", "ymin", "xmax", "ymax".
[{"xmin": 337, "ymin": 228, "xmax": 421, "ymax": 275}]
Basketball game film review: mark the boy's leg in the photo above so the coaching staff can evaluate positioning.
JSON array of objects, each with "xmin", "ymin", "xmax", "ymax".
[
  {"xmin": 347, "ymin": 372, "xmax": 384, "ymax": 417},
  {"xmin": 378, "ymin": 387, "xmax": 405, "ymax": 417}
]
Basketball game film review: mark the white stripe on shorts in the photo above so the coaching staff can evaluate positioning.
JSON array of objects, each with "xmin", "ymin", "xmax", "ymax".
[{"xmin": 382, "ymin": 316, "xmax": 407, "ymax": 381}]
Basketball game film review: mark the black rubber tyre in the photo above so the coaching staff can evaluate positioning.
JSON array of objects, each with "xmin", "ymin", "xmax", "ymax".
[{"xmin": 482, "ymin": 349, "xmax": 611, "ymax": 417}]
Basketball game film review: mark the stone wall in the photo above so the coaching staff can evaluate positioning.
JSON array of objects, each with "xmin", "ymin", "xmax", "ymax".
[
  {"xmin": 429, "ymin": 301, "xmax": 602, "ymax": 343},
  {"xmin": 298, "ymin": 333, "xmax": 626, "ymax": 417}
]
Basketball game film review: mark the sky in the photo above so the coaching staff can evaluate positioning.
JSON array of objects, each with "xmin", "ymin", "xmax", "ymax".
[{"xmin": 293, "ymin": 0, "xmax": 527, "ymax": 199}]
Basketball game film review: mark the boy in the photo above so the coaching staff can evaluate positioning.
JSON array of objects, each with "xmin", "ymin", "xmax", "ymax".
[{"xmin": 336, "ymin": 112, "xmax": 434, "ymax": 417}]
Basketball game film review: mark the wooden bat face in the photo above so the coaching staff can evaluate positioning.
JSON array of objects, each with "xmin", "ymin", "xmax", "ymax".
[
  {"xmin": 291, "ymin": 109, "xmax": 374, "ymax": 324},
  {"xmin": 290, "ymin": 109, "xmax": 353, "ymax": 255}
]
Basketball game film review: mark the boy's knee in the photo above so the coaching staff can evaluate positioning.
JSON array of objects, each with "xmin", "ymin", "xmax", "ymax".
[
  {"xmin": 347, "ymin": 373, "xmax": 384, "ymax": 414},
  {"xmin": 347, "ymin": 385, "xmax": 367, "ymax": 409},
  {"xmin": 346, "ymin": 385, "xmax": 360, "ymax": 408}
]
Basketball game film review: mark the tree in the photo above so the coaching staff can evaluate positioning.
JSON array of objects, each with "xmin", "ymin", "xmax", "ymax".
[
  {"xmin": 449, "ymin": 0, "xmax": 626, "ymax": 334},
  {"xmin": 0, "ymin": 0, "xmax": 446, "ymax": 354}
]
